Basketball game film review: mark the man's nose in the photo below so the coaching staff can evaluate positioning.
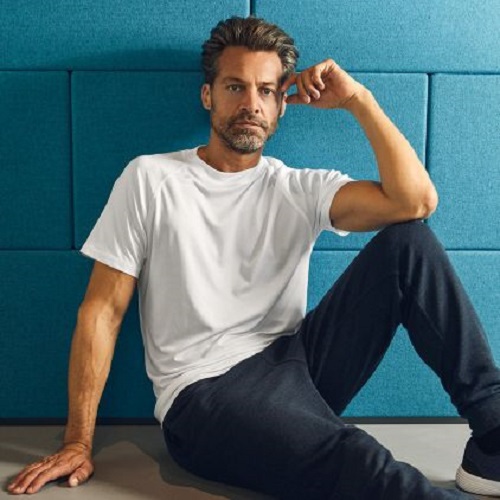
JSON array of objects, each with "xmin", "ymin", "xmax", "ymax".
[{"xmin": 239, "ymin": 88, "xmax": 260, "ymax": 114}]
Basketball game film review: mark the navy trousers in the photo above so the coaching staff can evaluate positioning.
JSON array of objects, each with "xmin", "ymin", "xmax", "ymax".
[{"xmin": 163, "ymin": 221, "xmax": 500, "ymax": 499}]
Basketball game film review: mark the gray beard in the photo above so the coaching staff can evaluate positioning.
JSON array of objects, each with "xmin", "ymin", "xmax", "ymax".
[{"xmin": 218, "ymin": 128, "xmax": 264, "ymax": 154}]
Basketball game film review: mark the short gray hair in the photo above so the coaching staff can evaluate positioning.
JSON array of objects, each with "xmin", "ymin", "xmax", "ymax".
[{"xmin": 201, "ymin": 16, "xmax": 299, "ymax": 86}]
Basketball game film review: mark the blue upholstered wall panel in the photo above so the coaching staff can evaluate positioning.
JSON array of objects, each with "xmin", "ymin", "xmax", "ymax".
[
  {"xmin": 427, "ymin": 75, "xmax": 500, "ymax": 249},
  {"xmin": 256, "ymin": 1, "xmax": 500, "ymax": 73},
  {"xmin": 73, "ymin": 71, "xmax": 427, "ymax": 251},
  {"xmin": 266, "ymin": 73, "xmax": 428, "ymax": 250},
  {"xmin": 449, "ymin": 252, "xmax": 500, "ymax": 359},
  {"xmin": 0, "ymin": 1, "xmax": 249, "ymax": 70},
  {"xmin": 0, "ymin": 72, "xmax": 71, "ymax": 249},
  {"xmin": 72, "ymin": 72, "xmax": 209, "ymax": 246},
  {"xmin": 0, "ymin": 252, "xmax": 153, "ymax": 418},
  {"xmin": 2, "ymin": 249, "xmax": 496, "ymax": 418},
  {"xmin": 308, "ymin": 251, "xmax": 500, "ymax": 417},
  {"xmin": 2, "ymin": 1, "xmax": 499, "ymax": 419}
]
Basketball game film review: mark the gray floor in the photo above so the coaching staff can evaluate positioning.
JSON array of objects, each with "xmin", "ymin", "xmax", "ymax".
[{"xmin": 0, "ymin": 424, "xmax": 496, "ymax": 499}]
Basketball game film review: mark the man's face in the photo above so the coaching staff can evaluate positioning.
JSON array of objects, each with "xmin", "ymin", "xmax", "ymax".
[{"xmin": 201, "ymin": 46, "xmax": 286, "ymax": 154}]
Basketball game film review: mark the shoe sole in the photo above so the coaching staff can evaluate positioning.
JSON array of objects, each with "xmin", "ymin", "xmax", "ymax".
[{"xmin": 456, "ymin": 465, "xmax": 500, "ymax": 496}]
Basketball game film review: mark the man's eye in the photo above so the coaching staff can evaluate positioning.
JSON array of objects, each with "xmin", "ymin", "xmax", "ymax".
[
  {"xmin": 228, "ymin": 85, "xmax": 242, "ymax": 92},
  {"xmin": 261, "ymin": 88, "xmax": 275, "ymax": 96}
]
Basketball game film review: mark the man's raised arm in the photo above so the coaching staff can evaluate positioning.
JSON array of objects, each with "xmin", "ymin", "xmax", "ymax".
[
  {"xmin": 7, "ymin": 261, "xmax": 137, "ymax": 495},
  {"xmin": 281, "ymin": 58, "xmax": 438, "ymax": 232}
]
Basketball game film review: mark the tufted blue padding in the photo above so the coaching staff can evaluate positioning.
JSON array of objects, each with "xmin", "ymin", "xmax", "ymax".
[
  {"xmin": 0, "ymin": 252, "xmax": 154, "ymax": 418},
  {"xmin": 1, "ymin": 1, "xmax": 499, "ymax": 420},
  {"xmin": 267, "ymin": 72, "xmax": 428, "ymax": 250},
  {"xmin": 72, "ymin": 72, "xmax": 209, "ymax": 246},
  {"xmin": 0, "ymin": 1, "xmax": 249, "ymax": 70},
  {"xmin": 308, "ymin": 250, "xmax": 500, "ymax": 417},
  {"xmin": 427, "ymin": 75, "xmax": 500, "ymax": 249},
  {"xmin": 2, "ymin": 248, "xmax": 496, "ymax": 418},
  {"xmin": 256, "ymin": 0, "xmax": 500, "ymax": 73},
  {"xmin": 0, "ymin": 72, "xmax": 71, "ymax": 249}
]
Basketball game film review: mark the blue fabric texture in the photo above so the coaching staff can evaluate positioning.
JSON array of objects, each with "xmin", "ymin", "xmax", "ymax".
[
  {"xmin": 1, "ymin": 1, "xmax": 499, "ymax": 418},
  {"xmin": 0, "ymin": 72, "xmax": 71, "ymax": 248},
  {"xmin": 427, "ymin": 75, "xmax": 500, "ymax": 249},
  {"xmin": 0, "ymin": 1, "xmax": 249, "ymax": 70},
  {"xmin": 257, "ymin": 1, "xmax": 500, "ymax": 72}
]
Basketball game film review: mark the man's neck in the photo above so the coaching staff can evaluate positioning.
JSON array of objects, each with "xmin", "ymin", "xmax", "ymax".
[{"xmin": 197, "ymin": 139, "xmax": 263, "ymax": 173}]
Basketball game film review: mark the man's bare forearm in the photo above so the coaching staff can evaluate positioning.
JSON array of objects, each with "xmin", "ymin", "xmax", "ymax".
[
  {"xmin": 346, "ymin": 87, "xmax": 438, "ymax": 215},
  {"xmin": 63, "ymin": 309, "xmax": 120, "ymax": 451}
]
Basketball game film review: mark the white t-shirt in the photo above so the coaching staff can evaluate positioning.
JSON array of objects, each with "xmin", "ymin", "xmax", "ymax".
[{"xmin": 80, "ymin": 146, "xmax": 354, "ymax": 425}]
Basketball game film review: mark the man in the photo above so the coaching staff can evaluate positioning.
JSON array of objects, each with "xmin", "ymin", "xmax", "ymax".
[{"xmin": 7, "ymin": 15, "xmax": 500, "ymax": 499}]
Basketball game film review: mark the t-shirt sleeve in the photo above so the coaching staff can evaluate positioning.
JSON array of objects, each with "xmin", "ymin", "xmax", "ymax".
[
  {"xmin": 79, "ymin": 157, "xmax": 150, "ymax": 278},
  {"xmin": 287, "ymin": 166, "xmax": 355, "ymax": 237}
]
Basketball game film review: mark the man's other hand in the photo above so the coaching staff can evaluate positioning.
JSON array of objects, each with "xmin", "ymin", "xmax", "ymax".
[
  {"xmin": 281, "ymin": 58, "xmax": 366, "ymax": 110},
  {"xmin": 7, "ymin": 442, "xmax": 94, "ymax": 495}
]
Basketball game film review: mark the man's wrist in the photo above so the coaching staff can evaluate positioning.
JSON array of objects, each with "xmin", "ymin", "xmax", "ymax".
[
  {"xmin": 63, "ymin": 440, "xmax": 92, "ymax": 453},
  {"xmin": 343, "ymin": 85, "xmax": 375, "ymax": 116},
  {"xmin": 63, "ymin": 426, "xmax": 93, "ymax": 451}
]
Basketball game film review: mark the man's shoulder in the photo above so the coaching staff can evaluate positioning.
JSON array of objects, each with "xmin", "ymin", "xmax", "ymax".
[
  {"xmin": 263, "ymin": 154, "xmax": 292, "ymax": 173},
  {"xmin": 131, "ymin": 148, "xmax": 191, "ymax": 172},
  {"xmin": 263, "ymin": 155, "xmax": 312, "ymax": 177},
  {"xmin": 125, "ymin": 147, "xmax": 194, "ymax": 185}
]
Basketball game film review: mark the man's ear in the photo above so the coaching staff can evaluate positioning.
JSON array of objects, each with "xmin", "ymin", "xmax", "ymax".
[
  {"xmin": 201, "ymin": 83, "xmax": 212, "ymax": 110},
  {"xmin": 279, "ymin": 93, "xmax": 287, "ymax": 118}
]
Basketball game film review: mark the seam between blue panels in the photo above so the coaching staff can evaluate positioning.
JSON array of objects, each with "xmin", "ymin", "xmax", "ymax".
[
  {"xmin": 1, "ymin": 69, "xmax": 499, "ymax": 75},
  {"xmin": 313, "ymin": 248, "xmax": 500, "ymax": 253},
  {"xmin": 424, "ymin": 73, "xmax": 434, "ymax": 179},
  {"xmin": 0, "ymin": 248, "xmax": 499, "ymax": 253},
  {"xmin": 69, "ymin": 70, "xmax": 75, "ymax": 250},
  {"xmin": 423, "ymin": 73, "xmax": 431, "ymax": 169}
]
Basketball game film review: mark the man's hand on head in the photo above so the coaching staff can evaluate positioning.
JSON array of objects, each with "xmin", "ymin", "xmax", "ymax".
[{"xmin": 280, "ymin": 58, "xmax": 366, "ymax": 111}]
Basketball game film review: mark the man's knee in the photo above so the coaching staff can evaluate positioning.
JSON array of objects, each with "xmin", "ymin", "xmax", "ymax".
[
  {"xmin": 372, "ymin": 219, "xmax": 443, "ymax": 256},
  {"xmin": 379, "ymin": 219, "xmax": 428, "ymax": 240}
]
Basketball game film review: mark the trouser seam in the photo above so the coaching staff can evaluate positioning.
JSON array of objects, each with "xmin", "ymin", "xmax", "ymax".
[{"xmin": 402, "ymin": 278, "xmax": 446, "ymax": 371}]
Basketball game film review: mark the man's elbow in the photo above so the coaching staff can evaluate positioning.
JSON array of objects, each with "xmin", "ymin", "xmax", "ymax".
[{"xmin": 412, "ymin": 185, "xmax": 439, "ymax": 220}]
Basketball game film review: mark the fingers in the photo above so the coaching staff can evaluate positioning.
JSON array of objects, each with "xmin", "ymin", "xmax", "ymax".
[
  {"xmin": 281, "ymin": 70, "xmax": 309, "ymax": 104},
  {"xmin": 301, "ymin": 69, "xmax": 322, "ymax": 101},
  {"xmin": 311, "ymin": 65, "xmax": 327, "ymax": 92},
  {"xmin": 280, "ymin": 73, "xmax": 296, "ymax": 94},
  {"xmin": 295, "ymin": 75, "xmax": 311, "ymax": 103},
  {"xmin": 7, "ymin": 458, "xmax": 53, "ymax": 494},
  {"xmin": 22, "ymin": 463, "xmax": 73, "ymax": 494},
  {"xmin": 69, "ymin": 463, "xmax": 94, "ymax": 487},
  {"xmin": 7, "ymin": 453, "xmax": 93, "ymax": 495},
  {"xmin": 281, "ymin": 59, "xmax": 333, "ymax": 105},
  {"xmin": 8, "ymin": 458, "xmax": 67, "ymax": 494}
]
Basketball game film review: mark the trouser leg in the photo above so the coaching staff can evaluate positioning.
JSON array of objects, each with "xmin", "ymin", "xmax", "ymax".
[
  {"xmin": 163, "ymin": 331, "xmax": 471, "ymax": 499},
  {"xmin": 297, "ymin": 220, "xmax": 500, "ymax": 436}
]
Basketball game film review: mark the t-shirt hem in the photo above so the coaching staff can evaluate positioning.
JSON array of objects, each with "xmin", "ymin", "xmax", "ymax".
[
  {"xmin": 321, "ymin": 178, "xmax": 355, "ymax": 236},
  {"xmin": 156, "ymin": 340, "xmax": 287, "ymax": 427},
  {"xmin": 79, "ymin": 243, "xmax": 140, "ymax": 278}
]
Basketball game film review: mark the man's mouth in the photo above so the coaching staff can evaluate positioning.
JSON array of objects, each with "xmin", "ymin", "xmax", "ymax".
[{"xmin": 235, "ymin": 121, "xmax": 261, "ymax": 127}]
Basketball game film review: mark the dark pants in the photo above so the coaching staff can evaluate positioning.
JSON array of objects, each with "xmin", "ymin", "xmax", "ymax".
[{"xmin": 163, "ymin": 220, "xmax": 500, "ymax": 499}]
